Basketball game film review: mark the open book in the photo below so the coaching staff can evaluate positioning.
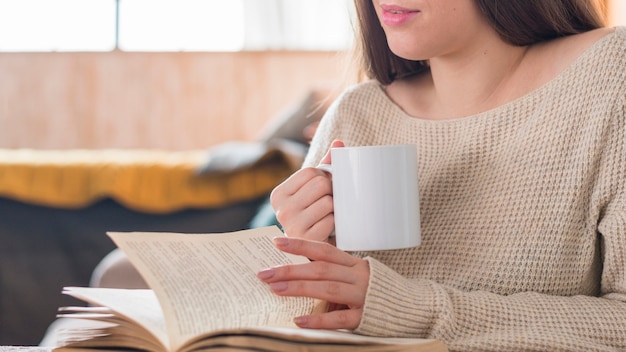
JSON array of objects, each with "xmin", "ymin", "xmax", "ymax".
[{"xmin": 54, "ymin": 226, "xmax": 447, "ymax": 352}]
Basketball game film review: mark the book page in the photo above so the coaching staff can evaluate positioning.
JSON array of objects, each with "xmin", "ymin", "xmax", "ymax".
[
  {"xmin": 60, "ymin": 287, "xmax": 168, "ymax": 350},
  {"xmin": 107, "ymin": 226, "xmax": 319, "ymax": 351}
]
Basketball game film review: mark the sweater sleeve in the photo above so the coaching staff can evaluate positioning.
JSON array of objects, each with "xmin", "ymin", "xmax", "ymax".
[{"xmin": 358, "ymin": 257, "xmax": 626, "ymax": 351}]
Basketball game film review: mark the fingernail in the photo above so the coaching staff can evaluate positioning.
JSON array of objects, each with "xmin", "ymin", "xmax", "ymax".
[
  {"xmin": 270, "ymin": 282, "xmax": 288, "ymax": 292},
  {"xmin": 273, "ymin": 237, "xmax": 289, "ymax": 246},
  {"xmin": 257, "ymin": 268, "xmax": 275, "ymax": 280},
  {"xmin": 294, "ymin": 316, "xmax": 308, "ymax": 326}
]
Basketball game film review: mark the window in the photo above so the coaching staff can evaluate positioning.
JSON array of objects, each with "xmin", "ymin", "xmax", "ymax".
[
  {"xmin": 0, "ymin": 0, "xmax": 116, "ymax": 52},
  {"xmin": 0, "ymin": 0, "xmax": 354, "ymax": 52},
  {"xmin": 118, "ymin": 0, "xmax": 245, "ymax": 51},
  {"xmin": 242, "ymin": 0, "xmax": 354, "ymax": 51}
]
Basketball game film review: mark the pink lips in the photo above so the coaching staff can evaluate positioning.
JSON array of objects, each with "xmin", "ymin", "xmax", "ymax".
[{"xmin": 380, "ymin": 4, "xmax": 420, "ymax": 26}]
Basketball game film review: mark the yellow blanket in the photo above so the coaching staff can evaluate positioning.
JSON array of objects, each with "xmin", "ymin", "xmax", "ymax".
[{"xmin": 0, "ymin": 149, "xmax": 294, "ymax": 214}]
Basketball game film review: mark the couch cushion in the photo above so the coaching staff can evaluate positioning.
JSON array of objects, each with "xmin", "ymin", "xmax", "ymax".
[{"xmin": 0, "ymin": 149, "xmax": 294, "ymax": 213}]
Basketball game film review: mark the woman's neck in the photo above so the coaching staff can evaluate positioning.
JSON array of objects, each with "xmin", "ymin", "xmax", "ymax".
[
  {"xmin": 429, "ymin": 42, "xmax": 530, "ymax": 118},
  {"xmin": 391, "ymin": 32, "xmax": 532, "ymax": 120}
]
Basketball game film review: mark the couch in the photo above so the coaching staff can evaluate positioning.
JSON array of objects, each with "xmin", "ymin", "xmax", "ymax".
[{"xmin": 0, "ymin": 89, "xmax": 330, "ymax": 345}]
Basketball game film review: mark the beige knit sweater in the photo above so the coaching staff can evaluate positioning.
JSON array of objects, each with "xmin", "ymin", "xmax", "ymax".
[{"xmin": 302, "ymin": 27, "xmax": 626, "ymax": 351}]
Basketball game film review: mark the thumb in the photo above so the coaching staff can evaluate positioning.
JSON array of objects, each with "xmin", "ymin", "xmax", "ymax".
[{"xmin": 320, "ymin": 139, "xmax": 345, "ymax": 165}]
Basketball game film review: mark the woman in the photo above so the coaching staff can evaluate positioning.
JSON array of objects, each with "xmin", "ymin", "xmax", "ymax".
[{"xmin": 259, "ymin": 0, "xmax": 626, "ymax": 350}]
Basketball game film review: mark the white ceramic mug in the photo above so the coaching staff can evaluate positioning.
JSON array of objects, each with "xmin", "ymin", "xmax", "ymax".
[{"xmin": 317, "ymin": 144, "xmax": 421, "ymax": 251}]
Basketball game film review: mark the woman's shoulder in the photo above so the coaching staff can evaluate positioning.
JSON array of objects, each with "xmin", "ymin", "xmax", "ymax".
[
  {"xmin": 330, "ymin": 80, "xmax": 395, "ymax": 112},
  {"xmin": 320, "ymin": 79, "xmax": 404, "ymax": 131},
  {"xmin": 337, "ymin": 80, "xmax": 386, "ymax": 100},
  {"xmin": 522, "ymin": 27, "xmax": 625, "ymax": 96},
  {"xmin": 561, "ymin": 26, "xmax": 621, "ymax": 47},
  {"xmin": 538, "ymin": 27, "xmax": 625, "ymax": 68}
]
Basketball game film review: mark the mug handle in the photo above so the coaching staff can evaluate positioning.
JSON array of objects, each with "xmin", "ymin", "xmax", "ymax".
[{"xmin": 316, "ymin": 163, "xmax": 332, "ymax": 174}]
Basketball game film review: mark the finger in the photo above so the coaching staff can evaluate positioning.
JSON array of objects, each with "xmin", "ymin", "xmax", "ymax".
[
  {"xmin": 301, "ymin": 213, "xmax": 335, "ymax": 242},
  {"xmin": 274, "ymin": 184, "xmax": 333, "ymax": 241},
  {"xmin": 270, "ymin": 167, "xmax": 328, "ymax": 203},
  {"xmin": 267, "ymin": 279, "xmax": 364, "ymax": 309},
  {"xmin": 258, "ymin": 260, "xmax": 364, "ymax": 285},
  {"xmin": 319, "ymin": 139, "xmax": 345, "ymax": 166},
  {"xmin": 272, "ymin": 171, "xmax": 333, "ymax": 240},
  {"xmin": 295, "ymin": 308, "xmax": 362, "ymax": 330},
  {"xmin": 271, "ymin": 169, "xmax": 331, "ymax": 217},
  {"xmin": 280, "ymin": 210, "xmax": 334, "ymax": 242},
  {"xmin": 273, "ymin": 237, "xmax": 359, "ymax": 267},
  {"xmin": 287, "ymin": 176, "xmax": 333, "ymax": 219}
]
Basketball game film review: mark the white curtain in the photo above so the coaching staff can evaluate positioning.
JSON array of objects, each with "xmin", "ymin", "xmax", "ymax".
[{"xmin": 242, "ymin": 0, "xmax": 354, "ymax": 50}]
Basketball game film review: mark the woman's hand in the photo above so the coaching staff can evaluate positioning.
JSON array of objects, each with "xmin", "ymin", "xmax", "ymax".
[
  {"xmin": 257, "ymin": 236, "xmax": 369, "ymax": 330},
  {"xmin": 270, "ymin": 140, "xmax": 345, "ymax": 242}
]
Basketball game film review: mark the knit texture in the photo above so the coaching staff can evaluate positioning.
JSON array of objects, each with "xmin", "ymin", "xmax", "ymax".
[{"xmin": 303, "ymin": 27, "xmax": 626, "ymax": 351}]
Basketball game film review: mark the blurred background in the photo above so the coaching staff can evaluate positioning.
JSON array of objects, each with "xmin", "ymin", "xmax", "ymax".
[{"xmin": 0, "ymin": 0, "xmax": 356, "ymax": 150}]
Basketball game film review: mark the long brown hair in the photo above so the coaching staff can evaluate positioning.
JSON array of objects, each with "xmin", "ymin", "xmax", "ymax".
[{"xmin": 353, "ymin": 0, "xmax": 607, "ymax": 85}]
